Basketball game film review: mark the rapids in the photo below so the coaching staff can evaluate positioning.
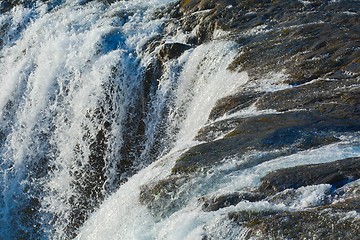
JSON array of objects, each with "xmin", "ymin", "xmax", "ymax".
[
  {"xmin": 1, "ymin": 0, "xmax": 359, "ymax": 239},
  {"xmin": 0, "ymin": 0, "xmax": 245, "ymax": 238}
]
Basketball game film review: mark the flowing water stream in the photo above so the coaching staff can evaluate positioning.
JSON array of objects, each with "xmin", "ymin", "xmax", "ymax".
[
  {"xmin": 1, "ymin": 0, "xmax": 359, "ymax": 239},
  {"xmin": 0, "ymin": 0, "xmax": 247, "ymax": 238}
]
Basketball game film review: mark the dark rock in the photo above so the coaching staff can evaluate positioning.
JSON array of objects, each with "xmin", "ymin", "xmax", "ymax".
[
  {"xmin": 158, "ymin": 42, "xmax": 192, "ymax": 61},
  {"xmin": 335, "ymin": 179, "xmax": 360, "ymax": 199},
  {"xmin": 173, "ymin": 110, "xmax": 360, "ymax": 174},
  {"xmin": 259, "ymin": 157, "xmax": 360, "ymax": 195},
  {"xmin": 195, "ymin": 116, "xmax": 246, "ymax": 142},
  {"xmin": 1, "ymin": 0, "xmax": 23, "ymax": 13},
  {"xmin": 202, "ymin": 192, "xmax": 266, "ymax": 212},
  {"xmin": 180, "ymin": 0, "xmax": 359, "ymax": 83},
  {"xmin": 228, "ymin": 210, "xmax": 279, "ymax": 224},
  {"xmin": 256, "ymin": 78, "xmax": 360, "ymax": 116},
  {"xmin": 227, "ymin": 180, "xmax": 360, "ymax": 239},
  {"xmin": 0, "ymin": 0, "xmax": 61, "ymax": 13},
  {"xmin": 240, "ymin": 209, "xmax": 360, "ymax": 239},
  {"xmin": 139, "ymin": 175, "xmax": 189, "ymax": 219},
  {"xmin": 331, "ymin": 196, "xmax": 360, "ymax": 212},
  {"xmin": 177, "ymin": 2, "xmax": 219, "ymax": 45},
  {"xmin": 208, "ymin": 91, "xmax": 263, "ymax": 121}
]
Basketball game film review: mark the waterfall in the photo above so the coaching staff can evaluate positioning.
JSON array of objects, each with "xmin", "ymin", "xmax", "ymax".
[
  {"xmin": 0, "ymin": 0, "xmax": 246, "ymax": 238},
  {"xmin": 1, "ymin": 0, "xmax": 360, "ymax": 239},
  {"xmin": 0, "ymin": 0, "xmax": 178, "ymax": 238}
]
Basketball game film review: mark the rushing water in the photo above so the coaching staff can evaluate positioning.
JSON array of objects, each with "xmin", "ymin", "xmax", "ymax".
[
  {"xmin": 0, "ymin": 0, "xmax": 246, "ymax": 238},
  {"xmin": 1, "ymin": 0, "xmax": 359, "ymax": 239},
  {"xmin": 0, "ymin": 0, "xmax": 178, "ymax": 238}
]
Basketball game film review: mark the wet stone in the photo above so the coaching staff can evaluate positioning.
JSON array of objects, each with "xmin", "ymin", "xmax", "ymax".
[
  {"xmin": 256, "ymin": 78, "xmax": 360, "ymax": 115},
  {"xmin": 331, "ymin": 196, "xmax": 360, "ymax": 212},
  {"xmin": 259, "ymin": 157, "xmax": 360, "ymax": 195},
  {"xmin": 158, "ymin": 42, "xmax": 192, "ymax": 61},
  {"xmin": 139, "ymin": 175, "xmax": 189, "ymax": 219},
  {"xmin": 173, "ymin": 110, "xmax": 360, "ymax": 174},
  {"xmin": 208, "ymin": 91, "xmax": 263, "ymax": 121},
  {"xmin": 335, "ymin": 179, "xmax": 360, "ymax": 199},
  {"xmin": 240, "ymin": 209, "xmax": 360, "ymax": 239},
  {"xmin": 201, "ymin": 192, "xmax": 266, "ymax": 212}
]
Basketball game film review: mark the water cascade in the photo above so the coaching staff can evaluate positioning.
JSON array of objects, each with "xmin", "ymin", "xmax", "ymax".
[{"xmin": 1, "ymin": 0, "xmax": 359, "ymax": 239}]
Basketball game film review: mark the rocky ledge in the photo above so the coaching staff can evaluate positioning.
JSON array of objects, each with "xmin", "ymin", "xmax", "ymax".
[
  {"xmin": 228, "ymin": 158, "xmax": 360, "ymax": 239},
  {"xmin": 140, "ymin": 0, "xmax": 360, "ymax": 238},
  {"xmin": 1, "ymin": 0, "xmax": 359, "ymax": 238}
]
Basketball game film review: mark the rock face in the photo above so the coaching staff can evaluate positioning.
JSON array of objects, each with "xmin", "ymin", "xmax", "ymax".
[
  {"xmin": 230, "ymin": 207, "xmax": 360, "ymax": 240},
  {"xmin": 173, "ymin": 110, "xmax": 359, "ymax": 174},
  {"xmin": 259, "ymin": 157, "xmax": 360, "ymax": 195},
  {"xmin": 139, "ymin": 0, "xmax": 360, "ymax": 239},
  {"xmin": 1, "ymin": 0, "xmax": 359, "ymax": 238},
  {"xmin": 158, "ymin": 42, "xmax": 192, "ymax": 61}
]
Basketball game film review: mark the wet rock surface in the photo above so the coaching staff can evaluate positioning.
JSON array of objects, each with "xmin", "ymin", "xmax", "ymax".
[
  {"xmin": 174, "ymin": 110, "xmax": 359, "ymax": 174},
  {"xmin": 2, "ymin": 0, "xmax": 359, "ymax": 238},
  {"xmin": 259, "ymin": 157, "xmax": 360, "ymax": 194},
  {"xmin": 158, "ymin": 42, "xmax": 192, "ymax": 61},
  {"xmin": 207, "ymin": 91, "xmax": 262, "ymax": 121},
  {"xmin": 140, "ymin": 1, "xmax": 360, "ymax": 239},
  {"xmin": 209, "ymin": 158, "xmax": 360, "ymax": 239},
  {"xmin": 256, "ymin": 78, "xmax": 360, "ymax": 115},
  {"xmin": 233, "ymin": 208, "xmax": 360, "ymax": 240},
  {"xmin": 201, "ymin": 192, "xmax": 266, "ymax": 212},
  {"xmin": 139, "ymin": 175, "xmax": 190, "ymax": 219},
  {"xmin": 178, "ymin": 0, "xmax": 359, "ymax": 80}
]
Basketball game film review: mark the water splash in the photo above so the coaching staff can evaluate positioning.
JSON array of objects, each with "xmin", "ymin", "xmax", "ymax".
[
  {"xmin": 1, "ymin": 0, "xmax": 246, "ymax": 238},
  {"xmin": 1, "ymin": 1, "xmax": 359, "ymax": 239},
  {"xmin": 0, "ymin": 0, "xmax": 177, "ymax": 238}
]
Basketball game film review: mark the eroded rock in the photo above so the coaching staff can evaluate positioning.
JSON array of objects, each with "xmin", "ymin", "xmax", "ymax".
[
  {"xmin": 139, "ymin": 175, "xmax": 189, "ymax": 219},
  {"xmin": 256, "ymin": 78, "xmax": 360, "ymax": 115},
  {"xmin": 259, "ymin": 157, "xmax": 360, "ymax": 195},
  {"xmin": 202, "ymin": 192, "xmax": 266, "ymax": 212},
  {"xmin": 239, "ymin": 208, "xmax": 360, "ymax": 240},
  {"xmin": 158, "ymin": 42, "xmax": 192, "ymax": 61},
  {"xmin": 208, "ymin": 91, "xmax": 263, "ymax": 121},
  {"xmin": 174, "ymin": 110, "xmax": 360, "ymax": 174}
]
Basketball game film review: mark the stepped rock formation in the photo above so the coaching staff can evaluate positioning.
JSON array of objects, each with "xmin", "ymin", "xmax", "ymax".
[
  {"xmin": 0, "ymin": 0, "xmax": 359, "ymax": 239},
  {"xmin": 142, "ymin": 0, "xmax": 360, "ymax": 238}
]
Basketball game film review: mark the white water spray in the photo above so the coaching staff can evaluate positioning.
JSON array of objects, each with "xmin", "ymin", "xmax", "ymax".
[
  {"xmin": 1, "ymin": 0, "xmax": 178, "ymax": 238},
  {"xmin": 0, "ymin": 0, "xmax": 246, "ymax": 238},
  {"xmin": 1, "ymin": 1, "xmax": 359, "ymax": 240}
]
